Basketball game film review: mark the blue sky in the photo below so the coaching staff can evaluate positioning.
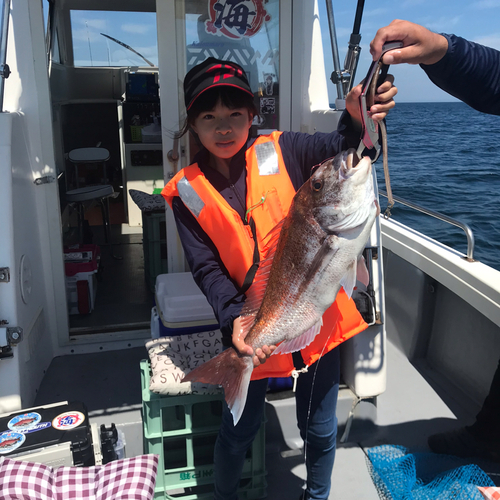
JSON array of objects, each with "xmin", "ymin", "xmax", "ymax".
[
  {"xmin": 51, "ymin": 1, "xmax": 500, "ymax": 103},
  {"xmin": 319, "ymin": 0, "xmax": 500, "ymax": 102}
]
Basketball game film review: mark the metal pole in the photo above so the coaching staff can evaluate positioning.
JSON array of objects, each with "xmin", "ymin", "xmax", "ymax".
[
  {"xmin": 325, "ymin": 0, "xmax": 344, "ymax": 100},
  {"xmin": 0, "ymin": 0, "xmax": 11, "ymax": 112}
]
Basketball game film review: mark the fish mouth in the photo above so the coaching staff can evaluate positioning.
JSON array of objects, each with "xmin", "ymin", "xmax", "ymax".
[{"xmin": 339, "ymin": 149, "xmax": 371, "ymax": 182}]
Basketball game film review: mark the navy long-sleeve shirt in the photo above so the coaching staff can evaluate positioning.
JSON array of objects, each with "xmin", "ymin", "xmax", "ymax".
[
  {"xmin": 172, "ymin": 112, "xmax": 361, "ymax": 345},
  {"xmin": 421, "ymin": 34, "xmax": 500, "ymax": 115}
]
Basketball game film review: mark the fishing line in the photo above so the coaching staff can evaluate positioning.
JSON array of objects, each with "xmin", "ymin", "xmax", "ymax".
[
  {"xmin": 298, "ymin": 329, "xmax": 333, "ymax": 493},
  {"xmin": 379, "ymin": 119, "xmax": 394, "ymax": 218}
]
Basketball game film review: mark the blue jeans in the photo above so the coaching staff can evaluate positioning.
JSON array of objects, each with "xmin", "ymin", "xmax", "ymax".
[{"xmin": 213, "ymin": 347, "xmax": 340, "ymax": 500}]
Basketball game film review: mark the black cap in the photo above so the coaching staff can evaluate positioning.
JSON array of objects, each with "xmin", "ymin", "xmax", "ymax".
[{"xmin": 184, "ymin": 57, "xmax": 253, "ymax": 110}]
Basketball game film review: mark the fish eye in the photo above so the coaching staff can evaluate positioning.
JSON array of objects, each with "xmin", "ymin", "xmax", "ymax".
[{"xmin": 311, "ymin": 178, "xmax": 323, "ymax": 192}]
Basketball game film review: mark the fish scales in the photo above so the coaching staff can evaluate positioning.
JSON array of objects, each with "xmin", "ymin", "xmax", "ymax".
[{"xmin": 247, "ymin": 209, "xmax": 326, "ymax": 347}]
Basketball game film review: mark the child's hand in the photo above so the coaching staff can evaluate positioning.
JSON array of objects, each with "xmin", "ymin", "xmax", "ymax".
[
  {"xmin": 346, "ymin": 75, "xmax": 397, "ymax": 127},
  {"xmin": 232, "ymin": 317, "xmax": 276, "ymax": 367}
]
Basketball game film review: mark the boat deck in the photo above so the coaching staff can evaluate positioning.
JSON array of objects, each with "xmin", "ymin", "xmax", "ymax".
[{"xmin": 33, "ymin": 338, "xmax": 500, "ymax": 498}]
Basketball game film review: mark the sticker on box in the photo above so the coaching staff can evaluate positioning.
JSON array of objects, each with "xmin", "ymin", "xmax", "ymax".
[
  {"xmin": 0, "ymin": 431, "xmax": 26, "ymax": 454},
  {"xmin": 52, "ymin": 411, "xmax": 86, "ymax": 430},
  {"xmin": 8, "ymin": 412, "xmax": 41, "ymax": 431}
]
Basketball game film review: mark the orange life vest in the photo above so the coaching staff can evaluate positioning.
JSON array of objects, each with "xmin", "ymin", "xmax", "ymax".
[{"xmin": 162, "ymin": 131, "xmax": 368, "ymax": 379}]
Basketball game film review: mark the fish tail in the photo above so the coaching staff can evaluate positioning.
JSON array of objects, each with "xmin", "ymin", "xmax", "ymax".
[{"xmin": 182, "ymin": 348, "xmax": 253, "ymax": 425}]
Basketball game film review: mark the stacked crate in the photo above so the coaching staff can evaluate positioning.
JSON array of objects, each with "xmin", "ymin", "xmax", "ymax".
[{"xmin": 140, "ymin": 360, "xmax": 267, "ymax": 500}]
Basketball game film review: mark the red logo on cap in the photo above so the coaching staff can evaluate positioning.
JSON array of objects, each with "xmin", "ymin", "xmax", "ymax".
[
  {"xmin": 205, "ymin": 0, "xmax": 271, "ymax": 40},
  {"xmin": 208, "ymin": 64, "xmax": 244, "ymax": 84}
]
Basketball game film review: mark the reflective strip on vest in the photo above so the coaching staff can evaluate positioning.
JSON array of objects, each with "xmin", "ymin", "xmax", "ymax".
[
  {"xmin": 254, "ymin": 141, "xmax": 279, "ymax": 175},
  {"xmin": 178, "ymin": 176, "xmax": 205, "ymax": 218}
]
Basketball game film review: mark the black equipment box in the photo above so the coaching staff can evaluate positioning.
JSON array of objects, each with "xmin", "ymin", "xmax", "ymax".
[{"xmin": 0, "ymin": 401, "xmax": 94, "ymax": 466}]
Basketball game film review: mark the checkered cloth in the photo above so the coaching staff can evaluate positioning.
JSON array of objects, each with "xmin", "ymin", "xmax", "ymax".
[
  {"xmin": 478, "ymin": 486, "xmax": 500, "ymax": 500},
  {"xmin": 0, "ymin": 454, "xmax": 159, "ymax": 499}
]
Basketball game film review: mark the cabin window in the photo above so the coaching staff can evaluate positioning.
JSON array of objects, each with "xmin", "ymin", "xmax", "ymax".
[
  {"xmin": 181, "ymin": 0, "xmax": 279, "ymax": 132},
  {"xmin": 70, "ymin": 11, "xmax": 158, "ymax": 68},
  {"xmin": 42, "ymin": 0, "xmax": 60, "ymax": 64},
  {"xmin": 42, "ymin": 0, "xmax": 49, "ymax": 34},
  {"xmin": 52, "ymin": 29, "xmax": 61, "ymax": 64}
]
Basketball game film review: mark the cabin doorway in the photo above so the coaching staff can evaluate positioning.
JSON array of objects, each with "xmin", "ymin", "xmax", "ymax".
[{"xmin": 45, "ymin": 0, "xmax": 166, "ymax": 336}]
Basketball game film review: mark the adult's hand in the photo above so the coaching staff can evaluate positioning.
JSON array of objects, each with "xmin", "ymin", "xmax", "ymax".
[{"xmin": 370, "ymin": 19, "xmax": 449, "ymax": 66}]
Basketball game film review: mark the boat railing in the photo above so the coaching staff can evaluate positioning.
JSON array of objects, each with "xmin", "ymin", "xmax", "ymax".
[
  {"xmin": 0, "ymin": 0, "xmax": 10, "ymax": 112},
  {"xmin": 379, "ymin": 189, "xmax": 475, "ymax": 261}
]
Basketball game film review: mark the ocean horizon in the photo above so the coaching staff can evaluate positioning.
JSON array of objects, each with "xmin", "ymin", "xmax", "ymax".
[{"xmin": 372, "ymin": 101, "xmax": 500, "ymax": 271}]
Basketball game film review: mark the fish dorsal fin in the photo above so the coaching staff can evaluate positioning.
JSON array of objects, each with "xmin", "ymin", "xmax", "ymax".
[
  {"xmin": 356, "ymin": 255, "xmax": 370, "ymax": 287},
  {"xmin": 340, "ymin": 261, "xmax": 357, "ymax": 299},
  {"xmin": 241, "ymin": 218, "xmax": 286, "ymax": 317},
  {"xmin": 272, "ymin": 318, "xmax": 323, "ymax": 355},
  {"xmin": 261, "ymin": 218, "xmax": 285, "ymax": 256}
]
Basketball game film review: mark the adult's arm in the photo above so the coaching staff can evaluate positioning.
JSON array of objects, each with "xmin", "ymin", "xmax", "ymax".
[
  {"xmin": 421, "ymin": 34, "xmax": 500, "ymax": 116},
  {"xmin": 371, "ymin": 20, "xmax": 500, "ymax": 116}
]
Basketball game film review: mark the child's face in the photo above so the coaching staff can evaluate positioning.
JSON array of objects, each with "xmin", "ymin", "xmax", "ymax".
[{"xmin": 191, "ymin": 100, "xmax": 253, "ymax": 161}]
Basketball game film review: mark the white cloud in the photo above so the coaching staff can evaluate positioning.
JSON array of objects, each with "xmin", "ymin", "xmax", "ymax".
[
  {"xmin": 473, "ymin": 34, "xmax": 500, "ymax": 49},
  {"xmin": 121, "ymin": 23, "xmax": 150, "ymax": 35},
  {"xmin": 472, "ymin": 0, "xmax": 500, "ymax": 8},
  {"xmin": 401, "ymin": 0, "xmax": 426, "ymax": 7},
  {"xmin": 363, "ymin": 8, "xmax": 391, "ymax": 17},
  {"xmin": 422, "ymin": 15, "xmax": 462, "ymax": 32}
]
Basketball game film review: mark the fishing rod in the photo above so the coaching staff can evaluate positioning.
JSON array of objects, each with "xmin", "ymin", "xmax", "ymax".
[
  {"xmin": 343, "ymin": 0, "xmax": 364, "ymax": 95},
  {"xmin": 100, "ymin": 33, "xmax": 155, "ymax": 67}
]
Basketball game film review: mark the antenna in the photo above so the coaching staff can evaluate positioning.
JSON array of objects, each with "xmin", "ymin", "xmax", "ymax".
[
  {"xmin": 86, "ymin": 21, "xmax": 93, "ymax": 66},
  {"xmin": 100, "ymin": 33, "xmax": 155, "ymax": 67}
]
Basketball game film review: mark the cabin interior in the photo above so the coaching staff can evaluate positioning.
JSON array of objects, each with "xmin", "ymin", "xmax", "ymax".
[{"xmin": 48, "ymin": 0, "xmax": 163, "ymax": 335}]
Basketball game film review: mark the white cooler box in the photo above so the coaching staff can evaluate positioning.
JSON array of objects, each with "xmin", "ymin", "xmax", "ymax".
[{"xmin": 151, "ymin": 272, "xmax": 219, "ymax": 338}]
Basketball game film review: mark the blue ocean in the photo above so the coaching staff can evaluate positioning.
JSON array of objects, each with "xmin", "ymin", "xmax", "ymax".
[{"xmin": 375, "ymin": 102, "xmax": 500, "ymax": 271}]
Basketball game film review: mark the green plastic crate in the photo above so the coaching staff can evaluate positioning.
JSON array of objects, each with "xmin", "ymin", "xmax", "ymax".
[
  {"xmin": 140, "ymin": 360, "xmax": 267, "ymax": 500},
  {"xmin": 142, "ymin": 211, "xmax": 168, "ymax": 292}
]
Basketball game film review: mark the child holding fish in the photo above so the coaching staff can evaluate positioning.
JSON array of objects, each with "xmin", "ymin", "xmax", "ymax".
[{"xmin": 162, "ymin": 58, "xmax": 397, "ymax": 500}]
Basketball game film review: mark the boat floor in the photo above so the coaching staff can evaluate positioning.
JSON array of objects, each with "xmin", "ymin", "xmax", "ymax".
[{"xmin": 34, "ymin": 339, "xmax": 500, "ymax": 498}]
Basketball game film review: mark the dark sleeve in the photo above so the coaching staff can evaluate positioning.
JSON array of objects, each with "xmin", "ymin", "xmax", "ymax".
[
  {"xmin": 421, "ymin": 34, "xmax": 500, "ymax": 115},
  {"xmin": 171, "ymin": 197, "xmax": 245, "ymax": 344},
  {"xmin": 279, "ymin": 111, "xmax": 362, "ymax": 188}
]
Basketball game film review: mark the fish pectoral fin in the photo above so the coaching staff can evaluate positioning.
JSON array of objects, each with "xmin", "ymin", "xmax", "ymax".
[
  {"xmin": 340, "ymin": 255, "xmax": 370, "ymax": 297},
  {"xmin": 272, "ymin": 319, "xmax": 323, "ymax": 355},
  {"xmin": 303, "ymin": 237, "xmax": 340, "ymax": 284},
  {"xmin": 356, "ymin": 255, "xmax": 370, "ymax": 287},
  {"xmin": 340, "ymin": 261, "xmax": 357, "ymax": 299}
]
